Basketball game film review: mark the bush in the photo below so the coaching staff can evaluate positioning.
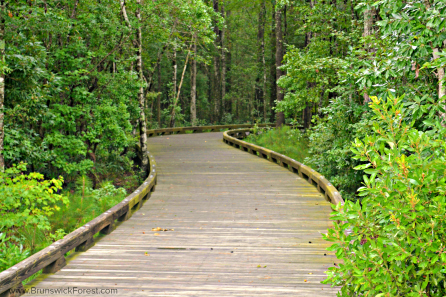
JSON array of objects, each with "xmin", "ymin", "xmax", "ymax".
[
  {"xmin": 245, "ymin": 126, "xmax": 309, "ymax": 162},
  {"xmin": 0, "ymin": 233, "xmax": 30, "ymax": 272},
  {"xmin": 323, "ymin": 95, "xmax": 446, "ymax": 296},
  {"xmin": 0, "ymin": 163, "xmax": 67, "ymax": 234},
  {"xmin": 304, "ymin": 97, "xmax": 372, "ymax": 200}
]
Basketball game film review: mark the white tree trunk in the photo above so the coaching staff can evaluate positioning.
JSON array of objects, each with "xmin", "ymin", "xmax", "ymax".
[
  {"xmin": 433, "ymin": 46, "xmax": 446, "ymax": 122},
  {"xmin": 190, "ymin": 35, "xmax": 197, "ymax": 126},
  {"xmin": 136, "ymin": 0, "xmax": 148, "ymax": 175}
]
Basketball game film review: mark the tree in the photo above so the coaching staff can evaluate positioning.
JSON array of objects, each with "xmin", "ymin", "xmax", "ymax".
[
  {"xmin": 0, "ymin": 0, "xmax": 5, "ymax": 172},
  {"xmin": 275, "ymin": 4, "xmax": 285, "ymax": 127}
]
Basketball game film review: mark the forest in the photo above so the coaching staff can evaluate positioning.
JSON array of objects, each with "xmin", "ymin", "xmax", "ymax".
[{"xmin": 1, "ymin": 0, "xmax": 446, "ymax": 295}]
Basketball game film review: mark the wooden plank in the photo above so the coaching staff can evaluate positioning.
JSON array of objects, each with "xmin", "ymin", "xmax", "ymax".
[{"xmin": 23, "ymin": 132, "xmax": 339, "ymax": 296}]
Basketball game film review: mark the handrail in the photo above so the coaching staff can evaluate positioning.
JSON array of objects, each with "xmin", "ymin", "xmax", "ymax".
[
  {"xmin": 0, "ymin": 153, "xmax": 157, "ymax": 296},
  {"xmin": 0, "ymin": 123, "xmax": 317, "ymax": 296},
  {"xmin": 147, "ymin": 123, "xmax": 275, "ymax": 137},
  {"xmin": 223, "ymin": 128, "xmax": 344, "ymax": 206},
  {"xmin": 0, "ymin": 124, "xmax": 269, "ymax": 296}
]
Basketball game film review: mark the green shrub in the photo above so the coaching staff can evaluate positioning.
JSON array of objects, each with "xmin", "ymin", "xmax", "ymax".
[
  {"xmin": 0, "ymin": 233, "xmax": 30, "ymax": 272},
  {"xmin": 304, "ymin": 97, "xmax": 372, "ymax": 200},
  {"xmin": 0, "ymin": 163, "xmax": 67, "ymax": 235},
  {"xmin": 323, "ymin": 95, "xmax": 446, "ymax": 296},
  {"xmin": 90, "ymin": 181, "xmax": 127, "ymax": 201},
  {"xmin": 245, "ymin": 126, "xmax": 309, "ymax": 162}
]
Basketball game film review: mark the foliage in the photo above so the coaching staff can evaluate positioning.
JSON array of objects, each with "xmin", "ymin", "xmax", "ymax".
[
  {"xmin": 323, "ymin": 95, "xmax": 446, "ymax": 296},
  {"xmin": 0, "ymin": 233, "xmax": 30, "ymax": 273},
  {"xmin": 304, "ymin": 98, "xmax": 371, "ymax": 200},
  {"xmin": 0, "ymin": 163, "xmax": 67, "ymax": 234},
  {"xmin": 50, "ymin": 190, "xmax": 127, "ymax": 240},
  {"xmin": 89, "ymin": 181, "xmax": 127, "ymax": 201},
  {"xmin": 245, "ymin": 126, "xmax": 309, "ymax": 162}
]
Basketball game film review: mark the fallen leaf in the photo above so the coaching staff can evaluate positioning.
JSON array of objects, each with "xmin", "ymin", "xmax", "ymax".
[{"xmin": 154, "ymin": 233, "xmax": 160, "ymax": 236}]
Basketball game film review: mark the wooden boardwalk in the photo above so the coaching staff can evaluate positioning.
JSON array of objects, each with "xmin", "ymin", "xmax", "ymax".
[{"xmin": 26, "ymin": 133, "xmax": 338, "ymax": 296}]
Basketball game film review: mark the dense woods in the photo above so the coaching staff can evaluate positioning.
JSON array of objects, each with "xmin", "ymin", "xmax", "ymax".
[{"xmin": 1, "ymin": 0, "xmax": 446, "ymax": 295}]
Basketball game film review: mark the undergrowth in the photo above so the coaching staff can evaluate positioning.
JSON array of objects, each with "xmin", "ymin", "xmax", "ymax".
[{"xmin": 244, "ymin": 126, "xmax": 309, "ymax": 162}]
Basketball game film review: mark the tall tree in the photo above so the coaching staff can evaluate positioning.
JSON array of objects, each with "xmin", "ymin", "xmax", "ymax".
[
  {"xmin": 169, "ymin": 47, "xmax": 191, "ymax": 127},
  {"xmin": 135, "ymin": 0, "xmax": 148, "ymax": 175},
  {"xmin": 269, "ymin": 0, "xmax": 277, "ymax": 123},
  {"xmin": 190, "ymin": 34, "xmax": 197, "ymax": 126},
  {"xmin": 213, "ymin": 0, "xmax": 221, "ymax": 123},
  {"xmin": 255, "ymin": 0, "xmax": 266, "ymax": 122},
  {"xmin": 362, "ymin": 5, "xmax": 375, "ymax": 104},
  {"xmin": 275, "ymin": 4, "xmax": 285, "ymax": 127},
  {"xmin": 221, "ymin": 1, "xmax": 226, "ymax": 118},
  {"xmin": 0, "ymin": 0, "xmax": 5, "ymax": 172}
]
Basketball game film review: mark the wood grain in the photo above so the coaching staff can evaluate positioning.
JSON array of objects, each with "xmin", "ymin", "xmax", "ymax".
[{"xmin": 23, "ymin": 132, "xmax": 339, "ymax": 296}]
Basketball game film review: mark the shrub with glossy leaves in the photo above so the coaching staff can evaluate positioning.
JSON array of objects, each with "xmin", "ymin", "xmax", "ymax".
[{"xmin": 323, "ymin": 95, "xmax": 446, "ymax": 296}]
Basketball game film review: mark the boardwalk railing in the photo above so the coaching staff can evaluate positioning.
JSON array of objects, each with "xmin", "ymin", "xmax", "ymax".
[
  {"xmin": 147, "ymin": 124, "xmax": 275, "ymax": 137},
  {"xmin": 223, "ymin": 128, "xmax": 344, "ymax": 206},
  {"xmin": 0, "ymin": 153, "xmax": 157, "ymax": 297},
  {"xmin": 0, "ymin": 123, "xmax": 341, "ymax": 297}
]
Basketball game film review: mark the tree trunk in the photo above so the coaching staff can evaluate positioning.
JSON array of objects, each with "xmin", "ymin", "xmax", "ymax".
[
  {"xmin": 190, "ymin": 35, "xmax": 197, "ymax": 126},
  {"xmin": 433, "ymin": 45, "xmax": 446, "ymax": 122},
  {"xmin": 269, "ymin": 0, "xmax": 277, "ymax": 123},
  {"xmin": 255, "ymin": 0, "xmax": 266, "ymax": 122},
  {"xmin": 225, "ymin": 8, "xmax": 232, "ymax": 114},
  {"xmin": 172, "ymin": 48, "xmax": 177, "ymax": 106},
  {"xmin": 363, "ymin": 6, "xmax": 375, "ymax": 104},
  {"xmin": 0, "ymin": 0, "xmax": 5, "ymax": 171},
  {"xmin": 169, "ymin": 50, "xmax": 191, "ymax": 127},
  {"xmin": 136, "ymin": 0, "xmax": 148, "ymax": 175},
  {"xmin": 157, "ymin": 59, "xmax": 161, "ymax": 127},
  {"xmin": 275, "ymin": 6, "xmax": 285, "ymax": 127},
  {"xmin": 221, "ymin": 2, "xmax": 226, "ymax": 119},
  {"xmin": 213, "ymin": 0, "xmax": 220, "ymax": 123}
]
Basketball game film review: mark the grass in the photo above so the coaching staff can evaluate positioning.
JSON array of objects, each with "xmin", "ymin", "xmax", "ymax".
[{"xmin": 244, "ymin": 126, "xmax": 309, "ymax": 162}]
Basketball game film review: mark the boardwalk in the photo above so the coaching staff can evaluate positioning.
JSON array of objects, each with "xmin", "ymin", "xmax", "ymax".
[{"xmin": 26, "ymin": 132, "xmax": 338, "ymax": 296}]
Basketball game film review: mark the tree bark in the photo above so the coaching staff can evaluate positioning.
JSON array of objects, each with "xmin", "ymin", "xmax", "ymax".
[
  {"xmin": 261, "ymin": 0, "xmax": 267, "ymax": 122},
  {"xmin": 225, "ymin": 8, "xmax": 232, "ymax": 114},
  {"xmin": 190, "ymin": 35, "xmax": 197, "ymax": 126},
  {"xmin": 275, "ymin": 6, "xmax": 285, "ymax": 127},
  {"xmin": 221, "ymin": 2, "xmax": 226, "ymax": 119},
  {"xmin": 157, "ymin": 59, "xmax": 161, "ymax": 127},
  {"xmin": 255, "ymin": 0, "xmax": 266, "ymax": 122},
  {"xmin": 0, "ymin": 0, "xmax": 5, "ymax": 171},
  {"xmin": 172, "ymin": 48, "xmax": 177, "ymax": 106},
  {"xmin": 135, "ymin": 0, "xmax": 148, "ymax": 175},
  {"xmin": 433, "ymin": 45, "xmax": 446, "ymax": 122},
  {"xmin": 363, "ymin": 6, "xmax": 375, "ymax": 104},
  {"xmin": 169, "ymin": 50, "xmax": 191, "ymax": 127},
  {"xmin": 269, "ymin": 0, "xmax": 277, "ymax": 123},
  {"xmin": 213, "ymin": 0, "xmax": 220, "ymax": 123}
]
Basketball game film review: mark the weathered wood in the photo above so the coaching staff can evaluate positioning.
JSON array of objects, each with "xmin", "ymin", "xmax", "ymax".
[
  {"xmin": 42, "ymin": 256, "xmax": 66, "ymax": 274},
  {"xmin": 23, "ymin": 132, "xmax": 339, "ymax": 296},
  {"xmin": 0, "ymin": 284, "xmax": 23, "ymax": 297},
  {"xmin": 0, "ymin": 152, "xmax": 157, "ymax": 295},
  {"xmin": 75, "ymin": 236, "xmax": 95, "ymax": 252},
  {"xmin": 223, "ymin": 129, "xmax": 344, "ymax": 207},
  {"xmin": 99, "ymin": 222, "xmax": 115, "ymax": 235}
]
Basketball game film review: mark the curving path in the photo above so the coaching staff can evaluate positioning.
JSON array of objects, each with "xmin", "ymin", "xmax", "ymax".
[{"xmin": 25, "ymin": 132, "xmax": 338, "ymax": 296}]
